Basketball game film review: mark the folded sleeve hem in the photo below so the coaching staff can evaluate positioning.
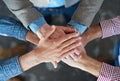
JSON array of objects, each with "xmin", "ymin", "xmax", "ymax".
[
  {"xmin": 29, "ymin": 17, "xmax": 46, "ymax": 34},
  {"xmin": 68, "ymin": 20, "xmax": 88, "ymax": 35}
]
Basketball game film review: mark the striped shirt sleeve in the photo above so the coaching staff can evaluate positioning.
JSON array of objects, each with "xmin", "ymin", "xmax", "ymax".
[
  {"xmin": 100, "ymin": 16, "xmax": 120, "ymax": 39},
  {"xmin": 97, "ymin": 63, "xmax": 120, "ymax": 81}
]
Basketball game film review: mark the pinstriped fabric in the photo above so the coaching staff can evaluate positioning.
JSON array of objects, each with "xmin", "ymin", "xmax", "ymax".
[
  {"xmin": 100, "ymin": 16, "xmax": 120, "ymax": 39},
  {"xmin": 97, "ymin": 63, "xmax": 120, "ymax": 81},
  {"xmin": 97, "ymin": 63, "xmax": 113, "ymax": 81}
]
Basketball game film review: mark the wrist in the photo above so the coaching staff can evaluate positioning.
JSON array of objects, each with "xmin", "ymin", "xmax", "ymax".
[
  {"xmin": 29, "ymin": 17, "xmax": 46, "ymax": 34},
  {"xmin": 78, "ymin": 56, "xmax": 102, "ymax": 77},
  {"xmin": 36, "ymin": 23, "xmax": 50, "ymax": 38},
  {"xmin": 81, "ymin": 24, "xmax": 102, "ymax": 46},
  {"xmin": 19, "ymin": 50, "xmax": 41, "ymax": 71},
  {"xmin": 68, "ymin": 20, "xmax": 88, "ymax": 34}
]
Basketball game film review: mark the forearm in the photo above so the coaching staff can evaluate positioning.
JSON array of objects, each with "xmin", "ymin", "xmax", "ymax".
[
  {"xmin": 81, "ymin": 24, "xmax": 102, "ymax": 46},
  {"xmin": 19, "ymin": 49, "xmax": 42, "ymax": 71},
  {"xmin": 78, "ymin": 56, "xmax": 102, "ymax": 77},
  {"xmin": 3, "ymin": 0, "xmax": 42, "ymax": 29},
  {"xmin": 0, "ymin": 16, "xmax": 28, "ymax": 41}
]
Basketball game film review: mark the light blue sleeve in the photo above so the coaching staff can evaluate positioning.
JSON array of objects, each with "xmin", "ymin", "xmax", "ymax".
[
  {"xmin": 68, "ymin": 20, "xmax": 88, "ymax": 35},
  {"xmin": 0, "ymin": 56, "xmax": 23, "ymax": 81},
  {"xmin": 0, "ymin": 16, "xmax": 28, "ymax": 41},
  {"xmin": 29, "ymin": 17, "xmax": 46, "ymax": 34}
]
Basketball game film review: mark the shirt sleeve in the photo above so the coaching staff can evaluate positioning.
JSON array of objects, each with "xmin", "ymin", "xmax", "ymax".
[
  {"xmin": 71, "ymin": 0, "xmax": 104, "ymax": 27},
  {"xmin": 3, "ymin": 0, "xmax": 43, "ymax": 29},
  {"xmin": 0, "ymin": 56, "xmax": 23, "ymax": 81},
  {"xmin": 29, "ymin": 17, "xmax": 46, "ymax": 34},
  {"xmin": 68, "ymin": 20, "xmax": 88, "ymax": 34},
  {"xmin": 97, "ymin": 63, "xmax": 120, "ymax": 81},
  {"xmin": 100, "ymin": 16, "xmax": 120, "ymax": 39},
  {"xmin": 0, "ymin": 16, "xmax": 28, "ymax": 41}
]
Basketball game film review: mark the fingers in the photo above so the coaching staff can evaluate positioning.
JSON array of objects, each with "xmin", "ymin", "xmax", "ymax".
[
  {"xmin": 66, "ymin": 55, "xmax": 74, "ymax": 61},
  {"xmin": 55, "ymin": 33, "xmax": 79, "ymax": 46},
  {"xmin": 57, "ymin": 37, "xmax": 81, "ymax": 51},
  {"xmin": 51, "ymin": 61, "xmax": 58, "ymax": 68},
  {"xmin": 61, "ymin": 26, "xmax": 76, "ymax": 34},
  {"xmin": 58, "ymin": 48, "xmax": 78, "ymax": 60},
  {"xmin": 37, "ymin": 24, "xmax": 56, "ymax": 39},
  {"xmin": 58, "ymin": 41, "xmax": 81, "ymax": 57},
  {"xmin": 45, "ymin": 26, "xmax": 56, "ymax": 39},
  {"xmin": 70, "ymin": 53, "xmax": 79, "ymax": 61}
]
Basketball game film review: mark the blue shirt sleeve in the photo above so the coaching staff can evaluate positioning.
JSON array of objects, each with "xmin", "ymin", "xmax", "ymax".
[
  {"xmin": 68, "ymin": 20, "xmax": 88, "ymax": 35},
  {"xmin": 0, "ymin": 56, "xmax": 23, "ymax": 81},
  {"xmin": 29, "ymin": 17, "xmax": 46, "ymax": 34},
  {"xmin": 0, "ymin": 17, "xmax": 28, "ymax": 41}
]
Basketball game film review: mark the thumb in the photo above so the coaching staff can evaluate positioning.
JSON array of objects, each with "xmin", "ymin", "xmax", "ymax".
[
  {"xmin": 45, "ymin": 26, "xmax": 56, "ymax": 39},
  {"xmin": 62, "ymin": 27, "xmax": 76, "ymax": 34},
  {"xmin": 37, "ymin": 24, "xmax": 56, "ymax": 39}
]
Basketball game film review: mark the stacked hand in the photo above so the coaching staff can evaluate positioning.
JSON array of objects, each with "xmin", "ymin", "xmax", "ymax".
[
  {"xmin": 25, "ymin": 23, "xmax": 103, "ymax": 76},
  {"xmin": 26, "ymin": 23, "xmax": 92, "ymax": 68},
  {"xmin": 62, "ymin": 44, "xmax": 87, "ymax": 69},
  {"xmin": 35, "ymin": 26, "xmax": 81, "ymax": 68}
]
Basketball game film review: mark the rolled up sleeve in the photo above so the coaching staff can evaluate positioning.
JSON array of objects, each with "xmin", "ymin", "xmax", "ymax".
[{"xmin": 0, "ymin": 56, "xmax": 22, "ymax": 81}]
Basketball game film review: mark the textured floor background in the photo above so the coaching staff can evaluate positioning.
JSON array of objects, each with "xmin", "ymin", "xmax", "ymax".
[{"xmin": 0, "ymin": 0, "xmax": 120, "ymax": 81}]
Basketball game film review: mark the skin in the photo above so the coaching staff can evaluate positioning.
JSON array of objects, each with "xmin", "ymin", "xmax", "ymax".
[
  {"xmin": 62, "ymin": 45, "xmax": 102, "ymax": 77},
  {"xmin": 26, "ymin": 23, "xmax": 78, "ymax": 67},
  {"xmin": 62, "ymin": 24, "xmax": 104, "ymax": 77},
  {"xmin": 26, "ymin": 23, "xmax": 104, "ymax": 77},
  {"xmin": 20, "ymin": 26, "xmax": 81, "ymax": 71}
]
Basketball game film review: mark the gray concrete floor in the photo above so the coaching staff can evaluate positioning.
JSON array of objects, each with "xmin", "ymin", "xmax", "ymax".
[{"xmin": 0, "ymin": 0, "xmax": 120, "ymax": 81}]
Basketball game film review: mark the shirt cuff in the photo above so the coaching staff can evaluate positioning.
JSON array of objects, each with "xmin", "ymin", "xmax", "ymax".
[
  {"xmin": 97, "ymin": 63, "xmax": 120, "ymax": 81},
  {"xmin": 29, "ymin": 17, "xmax": 46, "ymax": 34},
  {"xmin": 100, "ymin": 16, "xmax": 120, "ymax": 39},
  {"xmin": 0, "ymin": 56, "xmax": 22, "ymax": 81},
  {"xmin": 68, "ymin": 20, "xmax": 88, "ymax": 35}
]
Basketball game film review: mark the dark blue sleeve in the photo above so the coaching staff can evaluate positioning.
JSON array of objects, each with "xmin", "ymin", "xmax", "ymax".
[
  {"xmin": 0, "ymin": 16, "xmax": 28, "ymax": 41},
  {"xmin": 0, "ymin": 56, "xmax": 23, "ymax": 81}
]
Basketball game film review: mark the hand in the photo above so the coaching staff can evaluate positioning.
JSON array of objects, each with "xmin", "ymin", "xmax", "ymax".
[
  {"xmin": 62, "ymin": 44, "xmax": 87, "ymax": 69},
  {"xmin": 34, "ymin": 26, "xmax": 81, "ymax": 68},
  {"xmin": 37, "ymin": 23, "xmax": 76, "ymax": 39},
  {"xmin": 62, "ymin": 44, "xmax": 102, "ymax": 77},
  {"xmin": 26, "ymin": 31, "xmax": 39, "ymax": 45}
]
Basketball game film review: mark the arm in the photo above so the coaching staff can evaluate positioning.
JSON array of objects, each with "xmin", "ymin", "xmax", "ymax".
[
  {"xmin": 68, "ymin": 0, "xmax": 104, "ymax": 34},
  {"xmin": 0, "ymin": 16, "xmax": 39, "ymax": 44},
  {"xmin": 81, "ymin": 16, "xmax": 120, "ymax": 46},
  {"xmin": 0, "ymin": 16, "xmax": 28, "ymax": 41},
  {"xmin": 0, "ymin": 56, "xmax": 22, "ymax": 81},
  {"xmin": 62, "ymin": 45, "xmax": 120, "ymax": 81},
  {"xmin": 3, "ymin": 0, "xmax": 44, "ymax": 29},
  {"xmin": 62, "ymin": 45, "xmax": 102, "ymax": 77},
  {"xmin": 0, "ymin": 26, "xmax": 80, "ymax": 81},
  {"xmin": 3, "ymin": 0, "xmax": 76, "ymax": 40}
]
